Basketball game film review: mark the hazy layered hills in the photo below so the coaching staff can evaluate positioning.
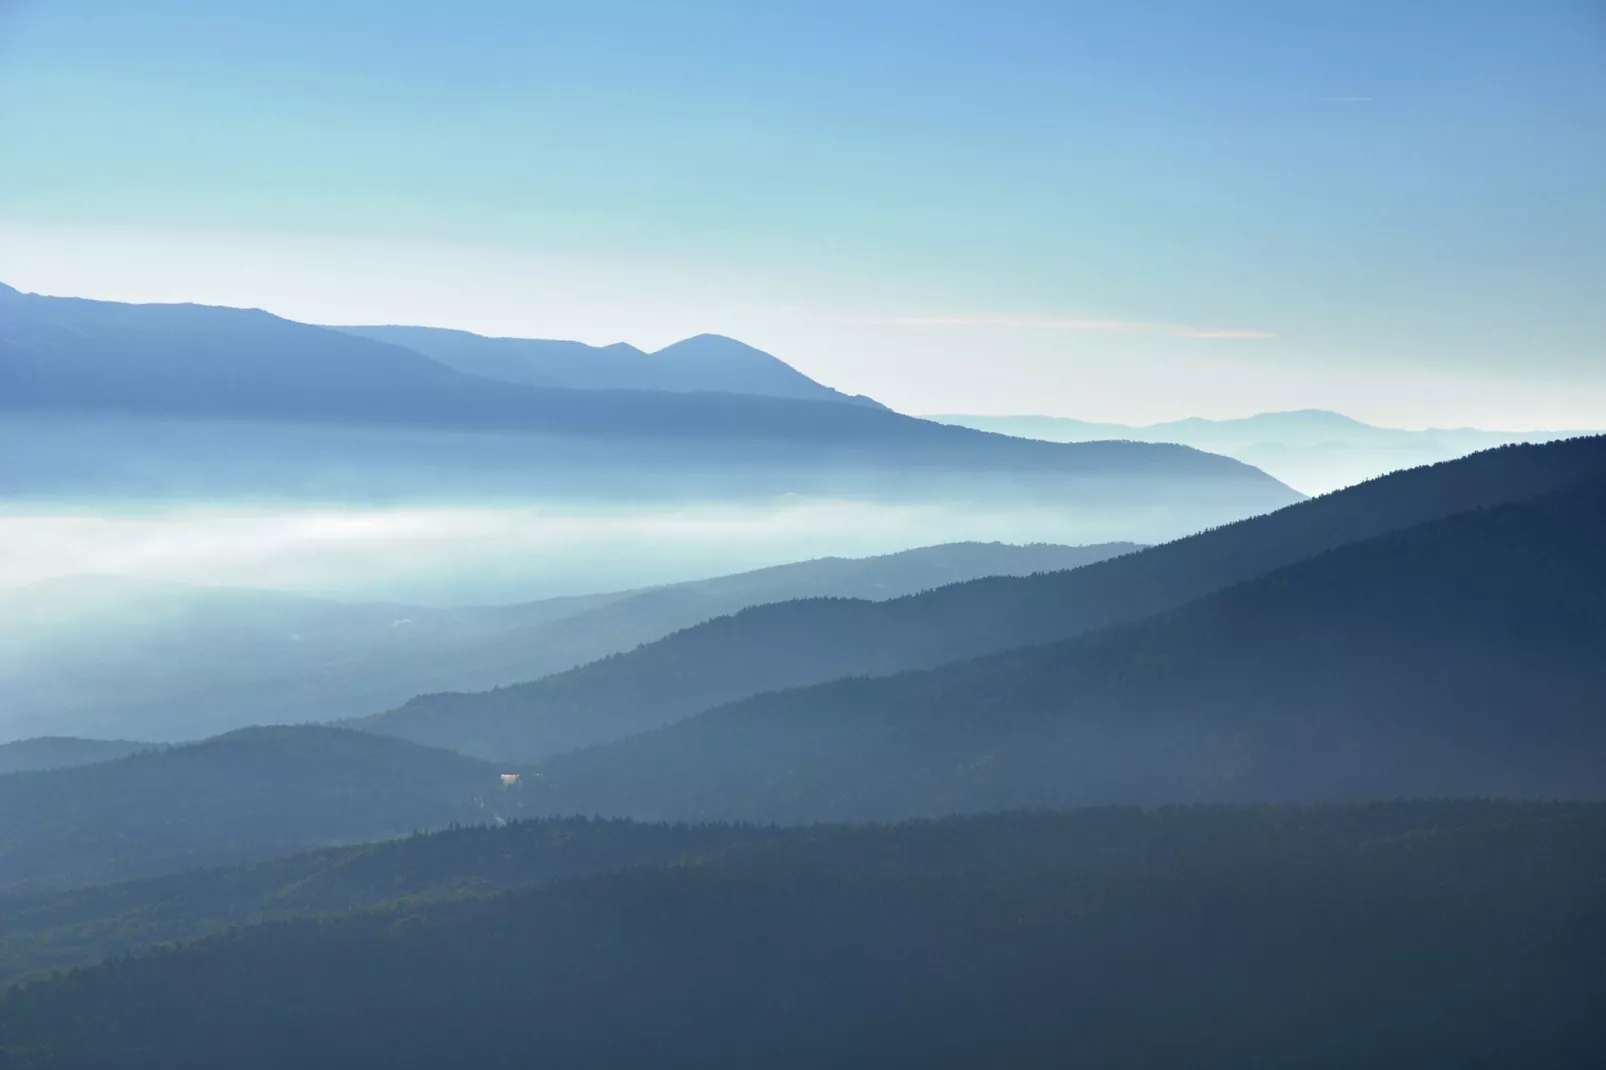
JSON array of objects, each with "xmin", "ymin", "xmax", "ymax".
[
  {"xmin": 933, "ymin": 409, "xmax": 1596, "ymax": 494},
  {"xmin": 2, "ymin": 804, "xmax": 1600, "ymax": 1068},
  {"xmin": 338, "ymin": 324, "xmax": 883, "ymax": 408},
  {"xmin": 359, "ymin": 436, "xmax": 1606, "ymax": 765},
  {"xmin": 0, "ymin": 542, "xmax": 1136, "ymax": 743},
  {"xmin": 522, "ymin": 471, "xmax": 1606, "ymax": 822},
  {"xmin": 9, "ymin": 440, "xmax": 1601, "ymax": 895},
  {"xmin": 0, "ymin": 285, "xmax": 1294, "ymax": 541},
  {"xmin": 0, "ymin": 726, "xmax": 526, "ymax": 893}
]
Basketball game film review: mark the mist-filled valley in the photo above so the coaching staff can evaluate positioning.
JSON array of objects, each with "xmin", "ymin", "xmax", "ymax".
[
  {"xmin": 4, "ymin": 3, "xmax": 1605, "ymax": 1061},
  {"xmin": 0, "ymin": 540, "xmax": 1137, "ymax": 742},
  {"xmin": 0, "ymin": 280, "xmax": 1295, "ymax": 606},
  {"xmin": 3, "ymin": 280, "xmax": 1606, "ymax": 1065}
]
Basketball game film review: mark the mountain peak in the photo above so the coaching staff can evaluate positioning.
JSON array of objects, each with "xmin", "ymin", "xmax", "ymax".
[
  {"xmin": 1251, "ymin": 409, "xmax": 1373, "ymax": 427},
  {"xmin": 648, "ymin": 334, "xmax": 883, "ymax": 408},
  {"xmin": 655, "ymin": 332, "xmax": 757, "ymax": 351}
]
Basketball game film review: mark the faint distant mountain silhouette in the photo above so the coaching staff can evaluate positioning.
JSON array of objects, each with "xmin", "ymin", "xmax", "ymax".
[
  {"xmin": 0, "ymin": 284, "xmax": 1191, "ymax": 456},
  {"xmin": 337, "ymin": 324, "xmax": 884, "ymax": 408},
  {"xmin": 930, "ymin": 410, "xmax": 1597, "ymax": 494}
]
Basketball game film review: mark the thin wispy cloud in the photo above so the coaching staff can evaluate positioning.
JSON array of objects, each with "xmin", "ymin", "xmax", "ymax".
[{"xmin": 885, "ymin": 314, "xmax": 1277, "ymax": 341}]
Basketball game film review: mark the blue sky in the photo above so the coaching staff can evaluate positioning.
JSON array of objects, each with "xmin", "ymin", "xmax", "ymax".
[{"xmin": 1, "ymin": 0, "xmax": 1602, "ymax": 427}]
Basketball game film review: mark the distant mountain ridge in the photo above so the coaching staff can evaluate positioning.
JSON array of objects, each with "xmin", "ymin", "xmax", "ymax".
[
  {"xmin": 931, "ymin": 409, "xmax": 1598, "ymax": 494},
  {"xmin": 0, "ymin": 284, "xmax": 1298, "ymax": 548},
  {"xmin": 337, "ymin": 324, "xmax": 884, "ymax": 408},
  {"xmin": 0, "ymin": 283, "xmax": 1253, "ymax": 466}
]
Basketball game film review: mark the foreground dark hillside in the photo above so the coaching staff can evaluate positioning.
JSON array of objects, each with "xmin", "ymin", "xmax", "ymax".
[
  {"xmin": 361, "ymin": 436, "xmax": 1606, "ymax": 764},
  {"xmin": 1, "ymin": 803, "xmax": 1600, "ymax": 1069},
  {"xmin": 0, "ymin": 728, "xmax": 523, "ymax": 893},
  {"xmin": 525, "ymin": 474, "xmax": 1606, "ymax": 821},
  {"xmin": 0, "ymin": 818, "xmax": 790, "ymax": 986}
]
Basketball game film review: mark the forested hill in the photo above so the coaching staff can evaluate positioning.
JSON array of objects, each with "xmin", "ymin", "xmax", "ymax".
[
  {"xmin": 359, "ymin": 435, "xmax": 1606, "ymax": 764},
  {"xmin": 0, "ymin": 727, "xmax": 526, "ymax": 893},
  {"xmin": 523, "ymin": 472, "xmax": 1606, "ymax": 822},
  {"xmin": 0, "ymin": 803, "xmax": 1600, "ymax": 1069}
]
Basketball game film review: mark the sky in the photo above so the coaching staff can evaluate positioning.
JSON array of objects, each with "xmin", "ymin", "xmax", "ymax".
[{"xmin": 1, "ymin": 0, "xmax": 1602, "ymax": 429}]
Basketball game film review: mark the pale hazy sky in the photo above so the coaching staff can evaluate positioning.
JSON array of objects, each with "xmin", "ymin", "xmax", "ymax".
[{"xmin": 2, "ymin": 1, "xmax": 1602, "ymax": 429}]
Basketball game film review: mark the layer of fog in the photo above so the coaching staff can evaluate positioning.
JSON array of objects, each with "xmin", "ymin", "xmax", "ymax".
[
  {"xmin": 0, "ymin": 500, "xmax": 1150, "ymax": 743},
  {"xmin": 0, "ymin": 497, "xmax": 1151, "ymax": 606}
]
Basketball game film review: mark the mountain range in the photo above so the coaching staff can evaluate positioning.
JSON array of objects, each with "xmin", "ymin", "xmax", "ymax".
[
  {"xmin": 0, "ymin": 284, "xmax": 1299, "ymax": 564},
  {"xmin": 336, "ymin": 324, "xmax": 884, "ymax": 408},
  {"xmin": 932, "ymin": 409, "xmax": 1597, "ymax": 494},
  {"xmin": 2, "ymin": 282, "xmax": 876, "ymax": 421}
]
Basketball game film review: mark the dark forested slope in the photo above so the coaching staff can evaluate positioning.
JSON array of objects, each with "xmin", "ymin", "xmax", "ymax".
[
  {"xmin": 524, "ymin": 474, "xmax": 1606, "ymax": 822},
  {"xmin": 360, "ymin": 436, "xmax": 1606, "ymax": 764},
  {"xmin": 0, "ymin": 803, "xmax": 1600, "ymax": 1069},
  {"xmin": 0, "ymin": 727, "xmax": 526, "ymax": 893},
  {"xmin": 0, "ymin": 818, "xmax": 791, "ymax": 987}
]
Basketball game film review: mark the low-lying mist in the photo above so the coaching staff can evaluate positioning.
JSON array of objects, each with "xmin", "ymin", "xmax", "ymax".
[
  {"xmin": 0, "ymin": 412, "xmax": 1289, "ymax": 741},
  {"xmin": 5, "ymin": 496, "xmax": 1149, "ymax": 605},
  {"xmin": 0, "ymin": 499, "xmax": 1146, "ymax": 743}
]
